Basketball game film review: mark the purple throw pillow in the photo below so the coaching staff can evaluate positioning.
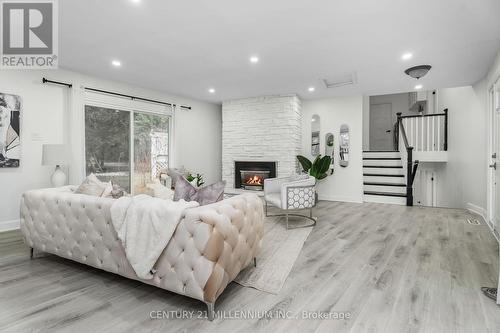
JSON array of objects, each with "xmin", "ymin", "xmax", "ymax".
[{"xmin": 173, "ymin": 177, "xmax": 226, "ymax": 206}]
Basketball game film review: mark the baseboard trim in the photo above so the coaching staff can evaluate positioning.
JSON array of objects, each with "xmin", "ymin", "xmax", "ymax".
[
  {"xmin": 0, "ymin": 219, "xmax": 20, "ymax": 232},
  {"xmin": 466, "ymin": 203, "xmax": 498, "ymax": 243}
]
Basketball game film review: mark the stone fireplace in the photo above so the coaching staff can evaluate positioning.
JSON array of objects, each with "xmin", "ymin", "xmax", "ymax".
[
  {"xmin": 222, "ymin": 95, "xmax": 302, "ymax": 193},
  {"xmin": 234, "ymin": 161, "xmax": 277, "ymax": 191}
]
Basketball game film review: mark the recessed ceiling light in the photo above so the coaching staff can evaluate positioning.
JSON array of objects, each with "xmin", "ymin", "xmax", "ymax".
[
  {"xmin": 208, "ymin": 88, "xmax": 215, "ymax": 94},
  {"xmin": 249, "ymin": 56, "xmax": 259, "ymax": 64},
  {"xmin": 308, "ymin": 87, "xmax": 315, "ymax": 92},
  {"xmin": 415, "ymin": 84, "xmax": 423, "ymax": 90},
  {"xmin": 402, "ymin": 52, "xmax": 413, "ymax": 60},
  {"xmin": 130, "ymin": 0, "xmax": 141, "ymax": 3},
  {"xmin": 111, "ymin": 60, "xmax": 121, "ymax": 67}
]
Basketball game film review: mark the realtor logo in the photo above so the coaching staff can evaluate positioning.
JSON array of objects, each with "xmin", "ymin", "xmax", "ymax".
[{"xmin": 1, "ymin": 0, "xmax": 58, "ymax": 69}]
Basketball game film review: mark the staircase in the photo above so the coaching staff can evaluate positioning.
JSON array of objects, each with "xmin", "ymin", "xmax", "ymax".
[{"xmin": 363, "ymin": 151, "xmax": 407, "ymax": 205}]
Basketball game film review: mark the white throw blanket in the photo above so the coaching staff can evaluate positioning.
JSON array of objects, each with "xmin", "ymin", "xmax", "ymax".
[{"xmin": 110, "ymin": 195, "xmax": 199, "ymax": 279}]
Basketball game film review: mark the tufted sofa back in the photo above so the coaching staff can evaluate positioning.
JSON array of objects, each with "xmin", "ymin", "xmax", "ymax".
[{"xmin": 20, "ymin": 187, "xmax": 264, "ymax": 303}]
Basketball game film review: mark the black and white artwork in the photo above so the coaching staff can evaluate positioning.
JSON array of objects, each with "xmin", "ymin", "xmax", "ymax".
[{"xmin": 0, "ymin": 93, "xmax": 21, "ymax": 168}]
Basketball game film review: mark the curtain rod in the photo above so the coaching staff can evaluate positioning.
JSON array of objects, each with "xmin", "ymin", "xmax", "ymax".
[
  {"xmin": 41, "ymin": 77, "xmax": 192, "ymax": 110},
  {"xmin": 42, "ymin": 77, "xmax": 73, "ymax": 88},
  {"xmin": 84, "ymin": 87, "xmax": 192, "ymax": 110}
]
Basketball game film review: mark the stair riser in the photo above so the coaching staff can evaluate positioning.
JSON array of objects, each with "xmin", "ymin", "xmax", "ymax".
[
  {"xmin": 364, "ymin": 185, "xmax": 406, "ymax": 194},
  {"xmin": 363, "ymin": 167, "xmax": 404, "ymax": 175},
  {"xmin": 363, "ymin": 152, "xmax": 400, "ymax": 158},
  {"xmin": 363, "ymin": 175, "xmax": 406, "ymax": 184},
  {"xmin": 363, "ymin": 160, "xmax": 402, "ymax": 167},
  {"xmin": 363, "ymin": 194, "xmax": 406, "ymax": 205}
]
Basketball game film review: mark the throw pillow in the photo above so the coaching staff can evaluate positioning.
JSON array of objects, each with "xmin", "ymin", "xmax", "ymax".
[
  {"xmin": 173, "ymin": 176, "xmax": 226, "ymax": 206},
  {"xmin": 75, "ymin": 173, "xmax": 107, "ymax": 197},
  {"xmin": 147, "ymin": 179, "xmax": 174, "ymax": 200},
  {"xmin": 192, "ymin": 180, "xmax": 226, "ymax": 206},
  {"xmin": 173, "ymin": 176, "xmax": 198, "ymax": 201}
]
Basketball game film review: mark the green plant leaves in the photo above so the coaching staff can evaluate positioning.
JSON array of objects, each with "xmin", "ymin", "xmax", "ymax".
[
  {"xmin": 297, "ymin": 155, "xmax": 312, "ymax": 172},
  {"xmin": 297, "ymin": 154, "xmax": 331, "ymax": 180}
]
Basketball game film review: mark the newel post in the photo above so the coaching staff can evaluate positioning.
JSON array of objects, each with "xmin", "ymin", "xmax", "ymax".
[
  {"xmin": 443, "ymin": 108, "xmax": 448, "ymax": 151},
  {"xmin": 396, "ymin": 112, "xmax": 402, "ymax": 150},
  {"xmin": 406, "ymin": 146, "xmax": 413, "ymax": 206}
]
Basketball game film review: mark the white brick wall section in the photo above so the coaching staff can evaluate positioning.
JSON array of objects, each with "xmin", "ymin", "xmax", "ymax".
[{"xmin": 222, "ymin": 95, "xmax": 302, "ymax": 189}]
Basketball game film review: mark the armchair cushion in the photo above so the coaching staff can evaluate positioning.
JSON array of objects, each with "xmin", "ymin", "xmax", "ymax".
[{"xmin": 264, "ymin": 175, "xmax": 316, "ymax": 209}]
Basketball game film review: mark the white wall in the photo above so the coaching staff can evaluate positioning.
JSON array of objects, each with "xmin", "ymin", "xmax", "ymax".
[
  {"xmin": 426, "ymin": 84, "xmax": 487, "ymax": 211},
  {"xmin": 0, "ymin": 69, "xmax": 221, "ymax": 230},
  {"xmin": 301, "ymin": 96, "xmax": 364, "ymax": 203}
]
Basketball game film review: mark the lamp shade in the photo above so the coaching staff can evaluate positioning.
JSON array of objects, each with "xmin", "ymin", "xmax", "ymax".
[{"xmin": 42, "ymin": 144, "xmax": 68, "ymax": 166}]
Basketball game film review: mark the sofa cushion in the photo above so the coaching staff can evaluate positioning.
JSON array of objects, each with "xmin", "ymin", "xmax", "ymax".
[{"xmin": 75, "ymin": 173, "xmax": 108, "ymax": 197}]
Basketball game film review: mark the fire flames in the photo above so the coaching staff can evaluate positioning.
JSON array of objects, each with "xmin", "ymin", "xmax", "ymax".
[{"xmin": 245, "ymin": 175, "xmax": 263, "ymax": 185}]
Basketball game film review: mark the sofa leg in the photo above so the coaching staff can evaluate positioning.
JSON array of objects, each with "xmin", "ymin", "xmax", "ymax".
[
  {"xmin": 253, "ymin": 257, "xmax": 257, "ymax": 267},
  {"xmin": 206, "ymin": 302, "xmax": 215, "ymax": 321},
  {"xmin": 30, "ymin": 247, "xmax": 34, "ymax": 259}
]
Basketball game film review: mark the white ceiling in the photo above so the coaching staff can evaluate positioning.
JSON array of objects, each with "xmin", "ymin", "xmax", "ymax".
[{"xmin": 60, "ymin": 0, "xmax": 500, "ymax": 103}]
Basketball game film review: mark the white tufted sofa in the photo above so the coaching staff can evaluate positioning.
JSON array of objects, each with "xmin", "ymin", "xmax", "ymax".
[{"xmin": 20, "ymin": 187, "xmax": 264, "ymax": 320}]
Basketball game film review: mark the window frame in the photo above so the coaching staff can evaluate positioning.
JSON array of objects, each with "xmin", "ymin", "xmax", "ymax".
[{"xmin": 83, "ymin": 91, "xmax": 174, "ymax": 194}]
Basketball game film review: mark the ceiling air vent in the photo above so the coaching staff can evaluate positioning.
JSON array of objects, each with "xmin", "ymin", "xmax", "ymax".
[{"xmin": 322, "ymin": 72, "xmax": 357, "ymax": 89}]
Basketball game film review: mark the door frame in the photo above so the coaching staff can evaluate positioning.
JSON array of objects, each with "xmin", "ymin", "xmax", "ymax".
[{"xmin": 487, "ymin": 77, "xmax": 500, "ymax": 242}]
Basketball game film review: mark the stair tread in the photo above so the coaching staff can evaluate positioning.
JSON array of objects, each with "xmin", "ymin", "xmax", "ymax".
[
  {"xmin": 364, "ymin": 182, "xmax": 406, "ymax": 187},
  {"xmin": 363, "ymin": 165, "xmax": 403, "ymax": 168},
  {"xmin": 364, "ymin": 173, "xmax": 405, "ymax": 177},
  {"xmin": 363, "ymin": 157, "xmax": 401, "ymax": 160},
  {"xmin": 364, "ymin": 191, "xmax": 407, "ymax": 197}
]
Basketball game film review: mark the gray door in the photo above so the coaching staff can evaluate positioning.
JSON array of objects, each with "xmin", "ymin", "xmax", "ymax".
[{"xmin": 370, "ymin": 103, "xmax": 393, "ymax": 151}]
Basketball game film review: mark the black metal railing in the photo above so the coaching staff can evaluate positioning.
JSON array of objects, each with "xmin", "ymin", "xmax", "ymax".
[{"xmin": 396, "ymin": 112, "xmax": 420, "ymax": 206}]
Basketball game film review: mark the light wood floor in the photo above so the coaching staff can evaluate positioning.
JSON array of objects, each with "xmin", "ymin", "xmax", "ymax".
[{"xmin": 1, "ymin": 201, "xmax": 500, "ymax": 333}]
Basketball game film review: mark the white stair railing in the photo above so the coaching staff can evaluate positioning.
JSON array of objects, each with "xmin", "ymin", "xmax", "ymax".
[{"xmin": 397, "ymin": 109, "xmax": 448, "ymax": 152}]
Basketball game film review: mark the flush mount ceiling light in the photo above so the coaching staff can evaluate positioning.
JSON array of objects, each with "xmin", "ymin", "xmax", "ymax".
[
  {"xmin": 404, "ymin": 65, "xmax": 432, "ymax": 79},
  {"xmin": 249, "ymin": 56, "xmax": 259, "ymax": 64},
  {"xmin": 208, "ymin": 88, "xmax": 215, "ymax": 94},
  {"xmin": 111, "ymin": 60, "xmax": 121, "ymax": 67},
  {"xmin": 308, "ymin": 87, "xmax": 315, "ymax": 92},
  {"xmin": 401, "ymin": 52, "xmax": 413, "ymax": 60}
]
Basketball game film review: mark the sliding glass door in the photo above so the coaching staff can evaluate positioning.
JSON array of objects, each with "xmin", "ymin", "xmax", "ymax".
[
  {"xmin": 84, "ymin": 105, "xmax": 170, "ymax": 194},
  {"xmin": 133, "ymin": 112, "xmax": 169, "ymax": 194}
]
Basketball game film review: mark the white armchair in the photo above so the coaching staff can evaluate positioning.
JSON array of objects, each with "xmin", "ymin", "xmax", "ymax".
[{"xmin": 264, "ymin": 175, "xmax": 317, "ymax": 229}]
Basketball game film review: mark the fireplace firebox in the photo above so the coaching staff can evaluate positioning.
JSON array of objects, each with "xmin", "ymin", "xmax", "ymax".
[{"xmin": 234, "ymin": 161, "xmax": 277, "ymax": 191}]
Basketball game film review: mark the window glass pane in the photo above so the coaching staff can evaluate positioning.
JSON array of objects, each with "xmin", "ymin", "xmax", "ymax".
[
  {"xmin": 84, "ymin": 105, "xmax": 130, "ymax": 191},
  {"xmin": 133, "ymin": 113, "xmax": 169, "ymax": 194}
]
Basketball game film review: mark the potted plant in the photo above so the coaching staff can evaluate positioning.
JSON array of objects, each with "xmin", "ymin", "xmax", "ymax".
[{"xmin": 296, "ymin": 154, "xmax": 332, "ymax": 202}]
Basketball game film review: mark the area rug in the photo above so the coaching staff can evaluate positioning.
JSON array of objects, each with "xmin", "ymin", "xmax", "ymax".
[{"xmin": 234, "ymin": 215, "xmax": 313, "ymax": 295}]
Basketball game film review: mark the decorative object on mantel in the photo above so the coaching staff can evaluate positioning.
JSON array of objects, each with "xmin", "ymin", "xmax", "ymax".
[
  {"xmin": 296, "ymin": 154, "xmax": 332, "ymax": 180},
  {"xmin": 339, "ymin": 124, "xmax": 349, "ymax": 167},
  {"xmin": 0, "ymin": 92, "xmax": 21, "ymax": 168},
  {"xmin": 42, "ymin": 144, "xmax": 69, "ymax": 187},
  {"xmin": 311, "ymin": 114, "xmax": 321, "ymax": 156},
  {"xmin": 325, "ymin": 133, "xmax": 334, "ymax": 174}
]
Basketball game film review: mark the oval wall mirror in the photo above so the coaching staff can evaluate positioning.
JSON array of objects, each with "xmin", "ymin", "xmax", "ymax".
[
  {"xmin": 339, "ymin": 124, "xmax": 350, "ymax": 167},
  {"xmin": 311, "ymin": 114, "xmax": 320, "ymax": 156},
  {"xmin": 325, "ymin": 133, "xmax": 334, "ymax": 172}
]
